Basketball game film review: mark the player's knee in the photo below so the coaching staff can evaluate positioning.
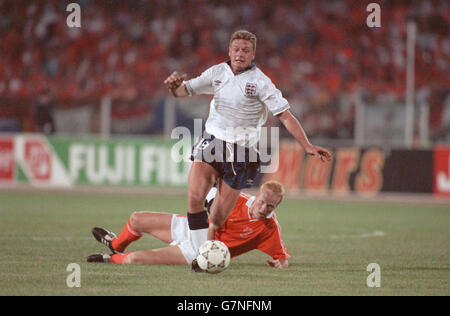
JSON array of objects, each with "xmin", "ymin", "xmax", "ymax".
[
  {"xmin": 129, "ymin": 212, "xmax": 142, "ymax": 231},
  {"xmin": 188, "ymin": 191, "xmax": 206, "ymax": 211},
  {"xmin": 125, "ymin": 252, "xmax": 157, "ymax": 265}
]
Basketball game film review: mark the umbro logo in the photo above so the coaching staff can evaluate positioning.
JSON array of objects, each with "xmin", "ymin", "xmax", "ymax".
[{"xmin": 214, "ymin": 80, "xmax": 222, "ymax": 86}]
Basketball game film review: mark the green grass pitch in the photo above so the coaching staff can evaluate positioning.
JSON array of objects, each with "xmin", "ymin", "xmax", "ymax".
[{"xmin": 0, "ymin": 189, "xmax": 448, "ymax": 296}]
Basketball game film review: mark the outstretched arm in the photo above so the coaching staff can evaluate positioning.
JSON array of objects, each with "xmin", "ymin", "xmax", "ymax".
[
  {"xmin": 164, "ymin": 71, "xmax": 189, "ymax": 97},
  {"xmin": 277, "ymin": 110, "xmax": 332, "ymax": 162}
]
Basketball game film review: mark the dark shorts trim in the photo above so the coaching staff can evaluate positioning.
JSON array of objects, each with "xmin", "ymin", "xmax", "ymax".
[{"xmin": 190, "ymin": 133, "xmax": 261, "ymax": 190}]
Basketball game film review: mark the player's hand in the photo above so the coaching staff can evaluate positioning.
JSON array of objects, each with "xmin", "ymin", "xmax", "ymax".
[
  {"xmin": 164, "ymin": 72, "xmax": 187, "ymax": 91},
  {"xmin": 305, "ymin": 144, "xmax": 332, "ymax": 163},
  {"xmin": 266, "ymin": 259, "xmax": 288, "ymax": 269}
]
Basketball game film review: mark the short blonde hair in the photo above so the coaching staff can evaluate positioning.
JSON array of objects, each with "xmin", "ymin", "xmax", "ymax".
[
  {"xmin": 260, "ymin": 180, "xmax": 285, "ymax": 204},
  {"xmin": 229, "ymin": 30, "xmax": 257, "ymax": 50}
]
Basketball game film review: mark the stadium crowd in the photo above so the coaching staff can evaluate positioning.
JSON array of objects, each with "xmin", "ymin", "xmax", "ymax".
[{"xmin": 0, "ymin": 0, "xmax": 448, "ymax": 141}]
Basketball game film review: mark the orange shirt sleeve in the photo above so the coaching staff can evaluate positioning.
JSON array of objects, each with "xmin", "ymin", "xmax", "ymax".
[{"xmin": 256, "ymin": 217, "xmax": 290, "ymax": 260}]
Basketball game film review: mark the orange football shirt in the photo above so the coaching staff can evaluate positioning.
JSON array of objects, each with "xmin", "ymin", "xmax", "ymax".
[{"xmin": 214, "ymin": 193, "xmax": 290, "ymax": 260}]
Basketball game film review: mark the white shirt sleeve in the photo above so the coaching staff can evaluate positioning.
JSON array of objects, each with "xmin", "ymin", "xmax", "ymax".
[
  {"xmin": 258, "ymin": 77, "xmax": 290, "ymax": 116},
  {"xmin": 184, "ymin": 65, "xmax": 216, "ymax": 96}
]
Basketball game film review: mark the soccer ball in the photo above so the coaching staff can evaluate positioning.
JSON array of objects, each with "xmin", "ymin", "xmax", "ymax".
[{"xmin": 196, "ymin": 240, "xmax": 230, "ymax": 274}]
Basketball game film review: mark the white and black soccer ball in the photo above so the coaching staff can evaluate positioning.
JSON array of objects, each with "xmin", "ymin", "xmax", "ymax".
[{"xmin": 196, "ymin": 240, "xmax": 230, "ymax": 274}]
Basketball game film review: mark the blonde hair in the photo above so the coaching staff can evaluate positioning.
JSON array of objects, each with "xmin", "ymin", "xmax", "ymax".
[
  {"xmin": 260, "ymin": 180, "xmax": 285, "ymax": 204},
  {"xmin": 229, "ymin": 30, "xmax": 257, "ymax": 50}
]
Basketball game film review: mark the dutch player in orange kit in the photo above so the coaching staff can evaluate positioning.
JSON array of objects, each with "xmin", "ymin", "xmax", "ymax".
[
  {"xmin": 87, "ymin": 181, "xmax": 289, "ymax": 269},
  {"xmin": 214, "ymin": 190, "xmax": 289, "ymax": 266}
]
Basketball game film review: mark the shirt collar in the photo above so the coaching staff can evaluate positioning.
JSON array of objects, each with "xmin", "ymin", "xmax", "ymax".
[{"xmin": 246, "ymin": 196, "xmax": 256, "ymax": 209}]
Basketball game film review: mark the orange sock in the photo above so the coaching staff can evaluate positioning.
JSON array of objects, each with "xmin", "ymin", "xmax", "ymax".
[
  {"xmin": 111, "ymin": 220, "xmax": 142, "ymax": 252},
  {"xmin": 110, "ymin": 252, "xmax": 131, "ymax": 264}
]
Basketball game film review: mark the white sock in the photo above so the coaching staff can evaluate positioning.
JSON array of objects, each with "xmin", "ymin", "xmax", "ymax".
[
  {"xmin": 189, "ymin": 228, "xmax": 209, "ymax": 254},
  {"xmin": 187, "ymin": 211, "xmax": 209, "ymax": 256}
]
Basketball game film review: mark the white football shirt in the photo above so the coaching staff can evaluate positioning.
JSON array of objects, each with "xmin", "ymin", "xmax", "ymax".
[{"xmin": 185, "ymin": 61, "xmax": 290, "ymax": 147}]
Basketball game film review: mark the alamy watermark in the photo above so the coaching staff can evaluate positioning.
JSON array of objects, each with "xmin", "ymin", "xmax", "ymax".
[
  {"xmin": 170, "ymin": 119, "xmax": 279, "ymax": 174},
  {"xmin": 366, "ymin": 263, "xmax": 381, "ymax": 288},
  {"xmin": 65, "ymin": 261, "xmax": 381, "ymax": 289},
  {"xmin": 66, "ymin": 263, "xmax": 81, "ymax": 288},
  {"xmin": 66, "ymin": 2, "xmax": 381, "ymax": 29},
  {"xmin": 66, "ymin": 3, "xmax": 81, "ymax": 28},
  {"xmin": 366, "ymin": 3, "xmax": 382, "ymax": 28}
]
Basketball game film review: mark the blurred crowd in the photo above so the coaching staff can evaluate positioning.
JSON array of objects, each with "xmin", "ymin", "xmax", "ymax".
[{"xmin": 0, "ymin": 0, "xmax": 448, "ymax": 141}]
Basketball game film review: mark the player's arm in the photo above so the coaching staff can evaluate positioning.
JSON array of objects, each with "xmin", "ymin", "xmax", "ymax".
[
  {"xmin": 257, "ymin": 219, "xmax": 290, "ymax": 269},
  {"xmin": 165, "ymin": 65, "xmax": 215, "ymax": 98},
  {"xmin": 266, "ymin": 258, "xmax": 289, "ymax": 269},
  {"xmin": 164, "ymin": 72, "xmax": 189, "ymax": 97},
  {"xmin": 277, "ymin": 109, "xmax": 332, "ymax": 162}
]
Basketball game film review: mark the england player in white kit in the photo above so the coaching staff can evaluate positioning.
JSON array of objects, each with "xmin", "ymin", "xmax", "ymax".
[
  {"xmin": 164, "ymin": 30, "xmax": 331, "ymax": 270},
  {"xmin": 185, "ymin": 60, "xmax": 290, "ymax": 147}
]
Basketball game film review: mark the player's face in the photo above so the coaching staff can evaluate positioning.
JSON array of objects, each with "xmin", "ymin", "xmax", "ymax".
[
  {"xmin": 228, "ymin": 39, "xmax": 255, "ymax": 74},
  {"xmin": 250, "ymin": 189, "xmax": 281, "ymax": 220}
]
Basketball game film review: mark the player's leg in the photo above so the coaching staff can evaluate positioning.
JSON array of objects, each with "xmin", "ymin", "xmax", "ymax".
[
  {"xmin": 188, "ymin": 160, "xmax": 219, "ymax": 212},
  {"xmin": 92, "ymin": 212, "xmax": 174, "ymax": 253},
  {"xmin": 206, "ymin": 145, "xmax": 261, "ymax": 240},
  {"xmin": 207, "ymin": 179, "xmax": 241, "ymax": 240},
  {"xmin": 123, "ymin": 246, "xmax": 188, "ymax": 265},
  {"xmin": 112, "ymin": 211, "xmax": 175, "ymax": 251},
  {"xmin": 88, "ymin": 214, "xmax": 197, "ymax": 265},
  {"xmin": 89, "ymin": 245, "xmax": 188, "ymax": 265},
  {"xmin": 128, "ymin": 211, "xmax": 173, "ymax": 243},
  {"xmin": 187, "ymin": 160, "xmax": 219, "ymax": 252}
]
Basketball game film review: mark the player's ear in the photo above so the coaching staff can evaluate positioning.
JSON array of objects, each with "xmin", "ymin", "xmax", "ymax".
[{"xmin": 274, "ymin": 194, "xmax": 282, "ymax": 207}]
